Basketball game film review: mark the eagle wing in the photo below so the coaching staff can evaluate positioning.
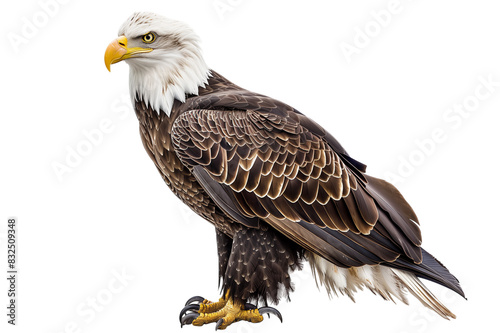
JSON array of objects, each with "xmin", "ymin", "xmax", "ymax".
[{"xmin": 171, "ymin": 104, "xmax": 423, "ymax": 267}]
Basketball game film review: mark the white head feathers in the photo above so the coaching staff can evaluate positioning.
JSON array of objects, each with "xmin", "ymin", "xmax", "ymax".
[{"xmin": 118, "ymin": 12, "xmax": 210, "ymax": 115}]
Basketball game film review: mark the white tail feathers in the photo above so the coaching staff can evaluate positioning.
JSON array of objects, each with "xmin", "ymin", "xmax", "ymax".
[
  {"xmin": 306, "ymin": 253, "xmax": 456, "ymax": 319},
  {"xmin": 391, "ymin": 269, "xmax": 456, "ymax": 319}
]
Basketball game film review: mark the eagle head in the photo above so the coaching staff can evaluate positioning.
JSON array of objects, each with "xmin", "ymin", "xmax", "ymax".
[{"xmin": 104, "ymin": 12, "xmax": 210, "ymax": 115}]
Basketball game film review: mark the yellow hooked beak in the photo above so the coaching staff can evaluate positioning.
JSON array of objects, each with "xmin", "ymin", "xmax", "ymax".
[{"xmin": 104, "ymin": 36, "xmax": 153, "ymax": 71}]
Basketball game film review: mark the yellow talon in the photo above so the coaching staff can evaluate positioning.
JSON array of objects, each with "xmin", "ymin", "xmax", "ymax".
[
  {"xmin": 198, "ymin": 296, "xmax": 227, "ymax": 313},
  {"xmin": 192, "ymin": 297, "xmax": 263, "ymax": 329},
  {"xmin": 180, "ymin": 290, "xmax": 281, "ymax": 329}
]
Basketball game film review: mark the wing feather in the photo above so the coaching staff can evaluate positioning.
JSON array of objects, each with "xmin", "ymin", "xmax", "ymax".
[{"xmin": 171, "ymin": 106, "xmax": 422, "ymax": 267}]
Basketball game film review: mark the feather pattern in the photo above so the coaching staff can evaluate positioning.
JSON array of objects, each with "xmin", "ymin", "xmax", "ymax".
[{"xmin": 172, "ymin": 108, "xmax": 379, "ymax": 236}]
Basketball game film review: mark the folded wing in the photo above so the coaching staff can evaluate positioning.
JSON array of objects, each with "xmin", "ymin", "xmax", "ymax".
[{"xmin": 172, "ymin": 107, "xmax": 424, "ymax": 267}]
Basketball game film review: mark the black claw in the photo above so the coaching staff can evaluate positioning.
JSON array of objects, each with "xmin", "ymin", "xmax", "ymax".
[
  {"xmin": 185, "ymin": 296, "xmax": 205, "ymax": 306},
  {"xmin": 181, "ymin": 313, "xmax": 199, "ymax": 328},
  {"xmin": 215, "ymin": 318, "xmax": 224, "ymax": 330},
  {"xmin": 179, "ymin": 304, "xmax": 200, "ymax": 323},
  {"xmin": 244, "ymin": 303, "xmax": 257, "ymax": 310},
  {"xmin": 259, "ymin": 307, "xmax": 283, "ymax": 323}
]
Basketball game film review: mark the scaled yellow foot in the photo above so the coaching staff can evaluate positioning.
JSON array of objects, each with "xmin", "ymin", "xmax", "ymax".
[{"xmin": 180, "ymin": 292, "xmax": 282, "ymax": 330}]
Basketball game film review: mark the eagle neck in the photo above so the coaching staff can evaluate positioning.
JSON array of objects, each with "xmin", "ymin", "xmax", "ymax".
[{"xmin": 128, "ymin": 54, "xmax": 210, "ymax": 117}]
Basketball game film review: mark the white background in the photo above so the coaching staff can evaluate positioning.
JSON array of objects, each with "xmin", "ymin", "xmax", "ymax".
[{"xmin": 1, "ymin": 0, "xmax": 498, "ymax": 332}]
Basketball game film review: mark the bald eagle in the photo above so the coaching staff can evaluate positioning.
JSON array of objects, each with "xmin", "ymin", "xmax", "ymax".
[{"xmin": 104, "ymin": 12, "xmax": 464, "ymax": 330}]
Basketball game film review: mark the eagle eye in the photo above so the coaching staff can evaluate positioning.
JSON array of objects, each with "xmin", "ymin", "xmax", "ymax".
[{"xmin": 142, "ymin": 32, "xmax": 156, "ymax": 43}]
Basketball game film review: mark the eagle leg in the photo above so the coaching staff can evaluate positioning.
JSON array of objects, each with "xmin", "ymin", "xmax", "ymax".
[
  {"xmin": 180, "ymin": 226, "xmax": 302, "ymax": 329},
  {"xmin": 179, "ymin": 290, "xmax": 282, "ymax": 329}
]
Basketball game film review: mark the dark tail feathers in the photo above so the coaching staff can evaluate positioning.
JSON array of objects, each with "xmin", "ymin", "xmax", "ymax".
[{"xmin": 387, "ymin": 248, "xmax": 465, "ymax": 299}]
